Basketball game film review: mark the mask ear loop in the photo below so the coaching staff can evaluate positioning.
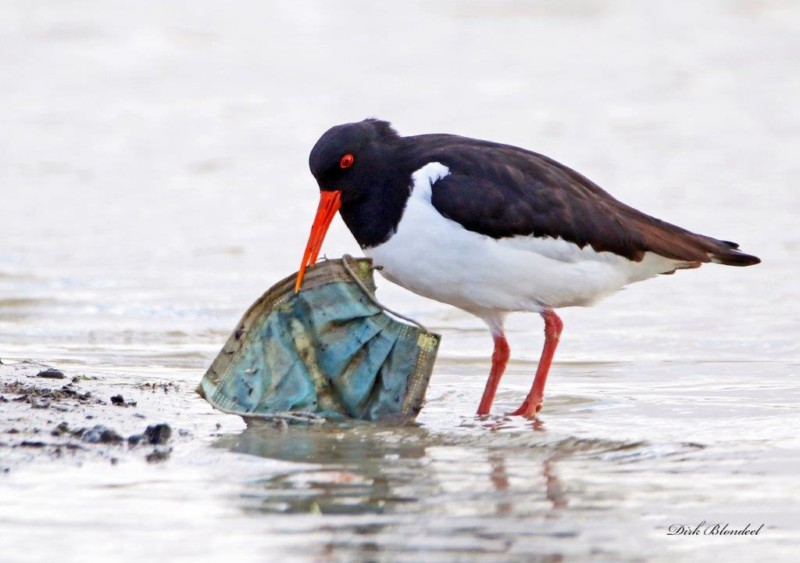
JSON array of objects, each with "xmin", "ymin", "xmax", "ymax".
[{"xmin": 340, "ymin": 254, "xmax": 432, "ymax": 334}]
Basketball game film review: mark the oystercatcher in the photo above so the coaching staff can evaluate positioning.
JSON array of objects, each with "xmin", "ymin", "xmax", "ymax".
[{"xmin": 294, "ymin": 119, "xmax": 760, "ymax": 417}]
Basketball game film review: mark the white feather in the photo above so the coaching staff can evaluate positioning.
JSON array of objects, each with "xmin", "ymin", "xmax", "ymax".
[{"xmin": 365, "ymin": 162, "xmax": 682, "ymax": 319}]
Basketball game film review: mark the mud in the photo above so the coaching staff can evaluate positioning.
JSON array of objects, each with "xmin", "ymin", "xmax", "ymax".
[{"xmin": 0, "ymin": 361, "xmax": 183, "ymax": 471}]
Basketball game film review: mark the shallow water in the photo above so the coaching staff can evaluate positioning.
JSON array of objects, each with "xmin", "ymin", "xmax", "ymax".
[{"xmin": 2, "ymin": 0, "xmax": 799, "ymax": 561}]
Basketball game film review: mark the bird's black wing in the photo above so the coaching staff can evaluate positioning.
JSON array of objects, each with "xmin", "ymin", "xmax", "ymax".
[{"xmin": 413, "ymin": 135, "xmax": 758, "ymax": 267}]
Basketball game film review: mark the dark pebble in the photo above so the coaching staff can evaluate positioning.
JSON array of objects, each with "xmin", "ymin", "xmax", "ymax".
[
  {"xmin": 110, "ymin": 394, "xmax": 137, "ymax": 407},
  {"xmin": 143, "ymin": 423, "xmax": 172, "ymax": 445},
  {"xmin": 51, "ymin": 422, "xmax": 70, "ymax": 436},
  {"xmin": 20, "ymin": 440, "xmax": 46, "ymax": 448},
  {"xmin": 36, "ymin": 368, "xmax": 66, "ymax": 379},
  {"xmin": 81, "ymin": 425, "xmax": 124, "ymax": 444}
]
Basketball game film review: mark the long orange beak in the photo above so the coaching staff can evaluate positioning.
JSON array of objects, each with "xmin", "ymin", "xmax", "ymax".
[{"xmin": 294, "ymin": 190, "xmax": 342, "ymax": 292}]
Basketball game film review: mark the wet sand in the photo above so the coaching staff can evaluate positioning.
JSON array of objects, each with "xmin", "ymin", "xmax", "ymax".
[{"xmin": 0, "ymin": 360, "xmax": 206, "ymax": 471}]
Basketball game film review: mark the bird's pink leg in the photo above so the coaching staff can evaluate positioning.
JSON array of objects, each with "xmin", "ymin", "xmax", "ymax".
[
  {"xmin": 477, "ymin": 334, "xmax": 510, "ymax": 415},
  {"xmin": 511, "ymin": 310, "xmax": 563, "ymax": 417}
]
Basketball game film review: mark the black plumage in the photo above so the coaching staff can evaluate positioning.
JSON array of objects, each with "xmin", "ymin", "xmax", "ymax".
[
  {"xmin": 309, "ymin": 119, "xmax": 760, "ymax": 268},
  {"xmin": 403, "ymin": 134, "xmax": 759, "ymax": 268}
]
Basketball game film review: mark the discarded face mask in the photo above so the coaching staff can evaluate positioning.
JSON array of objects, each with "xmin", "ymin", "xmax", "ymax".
[{"xmin": 197, "ymin": 256, "xmax": 440, "ymax": 423}]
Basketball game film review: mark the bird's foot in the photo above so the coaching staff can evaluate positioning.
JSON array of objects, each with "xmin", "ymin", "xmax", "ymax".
[{"xmin": 509, "ymin": 396, "xmax": 542, "ymax": 418}]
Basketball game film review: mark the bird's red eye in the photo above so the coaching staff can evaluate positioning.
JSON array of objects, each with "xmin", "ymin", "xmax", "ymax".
[{"xmin": 339, "ymin": 153, "xmax": 355, "ymax": 169}]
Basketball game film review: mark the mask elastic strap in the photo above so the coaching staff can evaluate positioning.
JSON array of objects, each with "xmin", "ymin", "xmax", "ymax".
[{"xmin": 340, "ymin": 254, "xmax": 432, "ymax": 334}]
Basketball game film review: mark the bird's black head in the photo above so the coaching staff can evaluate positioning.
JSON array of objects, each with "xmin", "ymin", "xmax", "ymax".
[
  {"xmin": 308, "ymin": 118, "xmax": 400, "ymax": 202},
  {"xmin": 295, "ymin": 119, "xmax": 403, "ymax": 292}
]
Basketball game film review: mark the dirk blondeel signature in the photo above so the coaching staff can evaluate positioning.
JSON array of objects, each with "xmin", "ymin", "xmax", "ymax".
[{"xmin": 667, "ymin": 521, "xmax": 765, "ymax": 536}]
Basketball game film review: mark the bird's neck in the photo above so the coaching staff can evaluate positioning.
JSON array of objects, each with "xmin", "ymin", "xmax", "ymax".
[{"xmin": 339, "ymin": 169, "xmax": 413, "ymax": 249}]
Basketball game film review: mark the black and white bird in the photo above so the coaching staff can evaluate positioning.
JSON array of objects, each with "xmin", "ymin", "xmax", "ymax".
[{"xmin": 294, "ymin": 119, "xmax": 760, "ymax": 418}]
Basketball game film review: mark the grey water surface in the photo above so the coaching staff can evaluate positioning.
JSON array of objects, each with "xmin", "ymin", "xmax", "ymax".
[{"xmin": 1, "ymin": 1, "xmax": 799, "ymax": 561}]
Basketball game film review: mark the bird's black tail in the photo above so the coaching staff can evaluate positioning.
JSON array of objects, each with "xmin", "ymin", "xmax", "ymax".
[
  {"xmin": 628, "ymin": 212, "xmax": 761, "ymax": 269},
  {"xmin": 709, "ymin": 240, "xmax": 761, "ymax": 267}
]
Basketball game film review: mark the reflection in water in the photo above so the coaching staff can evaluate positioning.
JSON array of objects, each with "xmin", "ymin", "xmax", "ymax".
[
  {"xmin": 544, "ymin": 459, "xmax": 569, "ymax": 512},
  {"xmin": 489, "ymin": 452, "xmax": 513, "ymax": 517},
  {"xmin": 213, "ymin": 421, "xmax": 593, "ymax": 560},
  {"xmin": 212, "ymin": 419, "xmax": 700, "ymax": 559},
  {"xmin": 220, "ymin": 422, "xmax": 430, "ymax": 515}
]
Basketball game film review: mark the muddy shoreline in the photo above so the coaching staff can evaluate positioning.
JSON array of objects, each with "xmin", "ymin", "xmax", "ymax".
[{"xmin": 0, "ymin": 359, "xmax": 231, "ymax": 472}]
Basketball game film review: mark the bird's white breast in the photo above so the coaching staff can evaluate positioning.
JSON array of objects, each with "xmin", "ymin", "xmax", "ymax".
[{"xmin": 365, "ymin": 162, "xmax": 680, "ymax": 317}]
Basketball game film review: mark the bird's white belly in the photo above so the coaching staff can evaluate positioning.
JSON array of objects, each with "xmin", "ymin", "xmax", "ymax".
[{"xmin": 364, "ymin": 163, "xmax": 679, "ymax": 316}]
